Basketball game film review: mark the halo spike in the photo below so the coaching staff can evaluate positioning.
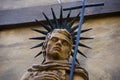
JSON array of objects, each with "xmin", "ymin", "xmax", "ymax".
[
  {"xmin": 67, "ymin": 12, "xmax": 80, "ymax": 30},
  {"xmin": 31, "ymin": 28, "xmax": 48, "ymax": 35},
  {"xmin": 59, "ymin": 6, "xmax": 63, "ymax": 28},
  {"xmin": 79, "ymin": 43, "xmax": 92, "ymax": 49},
  {"xmin": 42, "ymin": 59, "xmax": 45, "ymax": 64},
  {"xmin": 29, "ymin": 36, "xmax": 46, "ymax": 40},
  {"xmin": 42, "ymin": 12, "xmax": 55, "ymax": 29},
  {"xmin": 35, "ymin": 19, "xmax": 51, "ymax": 32},
  {"xmin": 70, "ymin": 25, "xmax": 78, "ymax": 33},
  {"xmin": 31, "ymin": 42, "xmax": 43, "ymax": 49},
  {"xmin": 80, "ymin": 37, "xmax": 94, "ymax": 40},
  {"xmin": 71, "ymin": 31, "xmax": 77, "ymax": 36},
  {"xmin": 71, "ymin": 52, "xmax": 80, "ymax": 65},
  {"xmin": 34, "ymin": 51, "xmax": 42, "ymax": 58},
  {"xmin": 63, "ymin": 10, "xmax": 71, "ymax": 28},
  {"xmin": 71, "ymin": 28, "xmax": 92, "ymax": 36},
  {"xmin": 77, "ymin": 49, "xmax": 87, "ymax": 58},
  {"xmin": 51, "ymin": 8, "xmax": 58, "ymax": 28},
  {"xmin": 81, "ymin": 28, "xmax": 92, "ymax": 33},
  {"xmin": 73, "ymin": 36, "xmax": 93, "ymax": 40}
]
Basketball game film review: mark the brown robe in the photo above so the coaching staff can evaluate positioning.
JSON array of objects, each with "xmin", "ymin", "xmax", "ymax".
[{"xmin": 21, "ymin": 61, "xmax": 88, "ymax": 80}]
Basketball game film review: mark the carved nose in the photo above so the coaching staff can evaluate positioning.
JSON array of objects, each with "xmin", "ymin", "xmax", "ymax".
[{"xmin": 56, "ymin": 40, "xmax": 62, "ymax": 46}]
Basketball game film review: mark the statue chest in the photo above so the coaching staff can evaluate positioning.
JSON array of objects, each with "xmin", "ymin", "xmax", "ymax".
[
  {"xmin": 29, "ymin": 70, "xmax": 66, "ymax": 80},
  {"xmin": 28, "ymin": 69, "xmax": 85, "ymax": 80}
]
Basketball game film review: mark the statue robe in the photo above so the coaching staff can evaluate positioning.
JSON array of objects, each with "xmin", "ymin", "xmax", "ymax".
[{"xmin": 21, "ymin": 61, "xmax": 88, "ymax": 80}]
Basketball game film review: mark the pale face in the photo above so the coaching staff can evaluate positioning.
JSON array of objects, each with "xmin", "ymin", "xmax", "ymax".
[{"xmin": 45, "ymin": 32, "xmax": 72, "ymax": 60}]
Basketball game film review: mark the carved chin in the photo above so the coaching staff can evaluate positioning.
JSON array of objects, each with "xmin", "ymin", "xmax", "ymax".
[
  {"xmin": 46, "ymin": 49, "xmax": 61, "ymax": 58},
  {"xmin": 47, "ymin": 52, "xmax": 61, "ymax": 60}
]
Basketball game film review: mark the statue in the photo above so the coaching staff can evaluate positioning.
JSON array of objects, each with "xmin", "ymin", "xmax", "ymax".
[{"xmin": 21, "ymin": 7, "xmax": 91, "ymax": 80}]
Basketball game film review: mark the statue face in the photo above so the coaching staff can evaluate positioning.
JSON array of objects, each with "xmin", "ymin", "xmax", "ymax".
[{"xmin": 45, "ymin": 31, "xmax": 72, "ymax": 60}]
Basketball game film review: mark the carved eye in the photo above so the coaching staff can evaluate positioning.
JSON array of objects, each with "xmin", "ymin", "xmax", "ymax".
[
  {"xmin": 51, "ymin": 37, "xmax": 58, "ymax": 42},
  {"xmin": 62, "ymin": 40, "xmax": 69, "ymax": 46}
]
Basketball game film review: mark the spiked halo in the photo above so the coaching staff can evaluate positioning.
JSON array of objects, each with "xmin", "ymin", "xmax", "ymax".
[{"xmin": 30, "ymin": 7, "xmax": 93, "ymax": 64}]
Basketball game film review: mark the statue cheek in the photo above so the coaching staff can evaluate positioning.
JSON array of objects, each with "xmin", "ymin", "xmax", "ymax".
[
  {"xmin": 65, "ymin": 47, "xmax": 71, "ymax": 56},
  {"xmin": 45, "ymin": 43, "xmax": 50, "ymax": 53},
  {"xmin": 46, "ymin": 42, "xmax": 53, "ymax": 52}
]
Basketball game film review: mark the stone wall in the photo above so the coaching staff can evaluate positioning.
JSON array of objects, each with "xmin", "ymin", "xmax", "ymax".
[
  {"xmin": 0, "ymin": 0, "xmax": 79, "ymax": 10},
  {"xmin": 0, "ymin": 14, "xmax": 120, "ymax": 80}
]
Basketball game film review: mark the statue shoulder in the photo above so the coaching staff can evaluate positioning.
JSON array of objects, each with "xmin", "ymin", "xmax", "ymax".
[
  {"xmin": 20, "ymin": 70, "xmax": 38, "ymax": 80},
  {"xmin": 74, "ymin": 66, "xmax": 89, "ymax": 80}
]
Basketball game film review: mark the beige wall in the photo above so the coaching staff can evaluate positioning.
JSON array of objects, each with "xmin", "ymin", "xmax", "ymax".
[{"xmin": 0, "ymin": 14, "xmax": 120, "ymax": 80}]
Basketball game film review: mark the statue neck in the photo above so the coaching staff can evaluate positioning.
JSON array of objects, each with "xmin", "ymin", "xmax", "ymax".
[{"xmin": 43, "ymin": 59, "xmax": 69, "ymax": 64}]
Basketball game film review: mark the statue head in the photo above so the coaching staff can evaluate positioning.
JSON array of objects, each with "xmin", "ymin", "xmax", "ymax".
[
  {"xmin": 31, "ymin": 7, "xmax": 91, "ymax": 64},
  {"xmin": 42, "ymin": 29, "xmax": 73, "ymax": 61}
]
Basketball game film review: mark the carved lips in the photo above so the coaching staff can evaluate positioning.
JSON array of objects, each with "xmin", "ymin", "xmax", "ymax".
[{"xmin": 53, "ymin": 46, "xmax": 61, "ymax": 52}]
